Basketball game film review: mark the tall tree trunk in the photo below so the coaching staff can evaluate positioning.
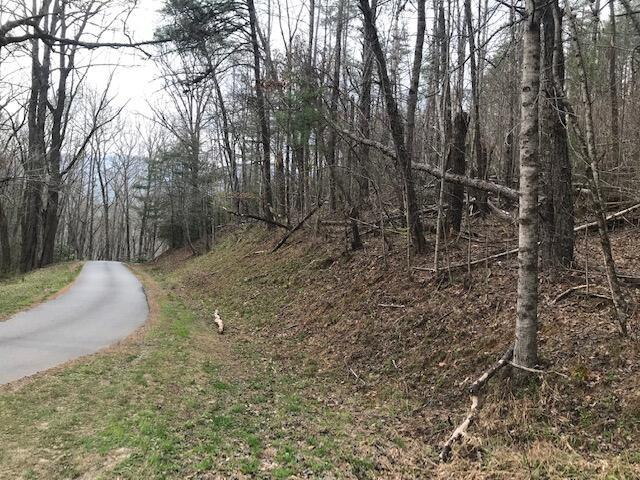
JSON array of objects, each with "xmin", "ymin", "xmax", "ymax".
[
  {"xmin": 435, "ymin": 0, "xmax": 452, "ymax": 252},
  {"xmin": 502, "ymin": 0, "xmax": 518, "ymax": 188},
  {"xmin": 513, "ymin": 0, "xmax": 541, "ymax": 373},
  {"xmin": 464, "ymin": 0, "xmax": 488, "ymax": 215},
  {"xmin": 274, "ymin": 151, "xmax": 286, "ymax": 218},
  {"xmin": 567, "ymin": 8, "xmax": 628, "ymax": 334},
  {"xmin": 41, "ymin": 0, "xmax": 85, "ymax": 267},
  {"xmin": 406, "ymin": 0, "xmax": 426, "ymax": 163},
  {"xmin": 247, "ymin": 0, "xmax": 275, "ymax": 226},
  {"xmin": 539, "ymin": 1, "xmax": 574, "ymax": 268},
  {"xmin": 326, "ymin": 0, "xmax": 344, "ymax": 212},
  {"xmin": 21, "ymin": 5, "xmax": 53, "ymax": 272},
  {"xmin": 213, "ymin": 72, "xmax": 241, "ymax": 215},
  {"xmin": 0, "ymin": 198, "xmax": 11, "ymax": 273},
  {"xmin": 608, "ymin": 0, "xmax": 620, "ymax": 178},
  {"xmin": 356, "ymin": 0, "xmax": 376, "ymax": 201},
  {"xmin": 96, "ymin": 154, "xmax": 111, "ymax": 261},
  {"xmin": 359, "ymin": 0, "xmax": 427, "ymax": 253}
]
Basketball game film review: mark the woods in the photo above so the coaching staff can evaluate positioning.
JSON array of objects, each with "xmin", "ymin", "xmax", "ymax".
[
  {"xmin": 0, "ymin": 0, "xmax": 640, "ymax": 479},
  {"xmin": 0, "ymin": 0, "xmax": 639, "ymax": 470}
]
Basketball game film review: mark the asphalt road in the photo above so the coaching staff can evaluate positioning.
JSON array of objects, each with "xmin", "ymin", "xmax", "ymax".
[{"xmin": 0, "ymin": 261, "xmax": 149, "ymax": 385}]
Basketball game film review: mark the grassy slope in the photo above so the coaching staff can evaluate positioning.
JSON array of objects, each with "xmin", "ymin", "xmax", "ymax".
[
  {"xmin": 0, "ymin": 247, "xmax": 418, "ymax": 479},
  {"xmin": 0, "ymin": 228, "xmax": 637, "ymax": 479},
  {"xmin": 0, "ymin": 262, "xmax": 82, "ymax": 321}
]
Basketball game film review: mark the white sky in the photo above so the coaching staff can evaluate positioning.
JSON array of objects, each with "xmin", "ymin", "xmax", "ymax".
[{"xmin": 82, "ymin": 0, "xmax": 165, "ymax": 119}]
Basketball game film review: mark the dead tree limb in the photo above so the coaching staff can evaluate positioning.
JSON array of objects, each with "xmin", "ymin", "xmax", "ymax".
[
  {"xmin": 224, "ymin": 208, "xmax": 290, "ymax": 230},
  {"xmin": 553, "ymin": 285, "xmax": 613, "ymax": 304},
  {"xmin": 417, "ymin": 203, "xmax": 640, "ymax": 274},
  {"xmin": 329, "ymin": 120, "xmax": 519, "ymax": 202},
  {"xmin": 440, "ymin": 347, "xmax": 513, "ymax": 462},
  {"xmin": 573, "ymin": 202, "xmax": 640, "ymax": 233},
  {"xmin": 272, "ymin": 203, "xmax": 322, "ymax": 252},
  {"xmin": 413, "ymin": 163, "xmax": 519, "ymax": 201}
]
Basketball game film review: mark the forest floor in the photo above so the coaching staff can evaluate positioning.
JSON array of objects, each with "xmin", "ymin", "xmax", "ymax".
[
  {"xmin": 0, "ymin": 219, "xmax": 638, "ymax": 479},
  {"xmin": 0, "ymin": 261, "xmax": 82, "ymax": 321}
]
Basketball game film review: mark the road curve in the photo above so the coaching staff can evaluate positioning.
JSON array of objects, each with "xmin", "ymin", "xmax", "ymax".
[{"xmin": 0, "ymin": 261, "xmax": 148, "ymax": 385}]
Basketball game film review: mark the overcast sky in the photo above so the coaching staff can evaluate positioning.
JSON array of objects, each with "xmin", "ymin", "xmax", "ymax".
[{"xmin": 80, "ymin": 0, "xmax": 165, "ymax": 119}]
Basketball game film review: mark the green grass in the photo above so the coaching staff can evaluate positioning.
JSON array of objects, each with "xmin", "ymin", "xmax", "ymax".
[
  {"xmin": 0, "ymin": 262, "xmax": 82, "ymax": 320},
  {"xmin": 0, "ymin": 265, "xmax": 385, "ymax": 479}
]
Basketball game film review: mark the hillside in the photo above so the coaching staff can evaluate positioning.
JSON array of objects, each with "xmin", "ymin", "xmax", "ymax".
[
  {"xmin": 146, "ymin": 221, "xmax": 639, "ymax": 478},
  {"xmin": 0, "ymin": 220, "xmax": 638, "ymax": 478}
]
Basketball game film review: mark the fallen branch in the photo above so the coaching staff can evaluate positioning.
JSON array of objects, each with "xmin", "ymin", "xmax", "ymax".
[
  {"xmin": 413, "ymin": 247, "xmax": 518, "ymax": 273},
  {"xmin": 440, "ymin": 347, "xmax": 513, "ymax": 462},
  {"xmin": 508, "ymin": 361, "xmax": 569, "ymax": 378},
  {"xmin": 617, "ymin": 273, "xmax": 640, "ymax": 286},
  {"xmin": 468, "ymin": 347, "xmax": 514, "ymax": 395},
  {"xmin": 224, "ymin": 208, "xmax": 290, "ymax": 230},
  {"xmin": 213, "ymin": 309, "xmax": 224, "ymax": 334},
  {"xmin": 574, "ymin": 202, "xmax": 640, "ymax": 232},
  {"xmin": 553, "ymin": 284, "xmax": 613, "ymax": 304},
  {"xmin": 571, "ymin": 267, "xmax": 640, "ymax": 286},
  {"xmin": 419, "ymin": 203, "xmax": 640, "ymax": 274},
  {"xmin": 272, "ymin": 203, "xmax": 322, "ymax": 252},
  {"xmin": 440, "ymin": 396, "xmax": 479, "ymax": 462},
  {"xmin": 553, "ymin": 284, "xmax": 590, "ymax": 304}
]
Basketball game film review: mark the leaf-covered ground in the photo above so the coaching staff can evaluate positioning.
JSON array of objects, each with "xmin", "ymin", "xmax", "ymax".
[{"xmin": 0, "ymin": 225, "xmax": 638, "ymax": 479}]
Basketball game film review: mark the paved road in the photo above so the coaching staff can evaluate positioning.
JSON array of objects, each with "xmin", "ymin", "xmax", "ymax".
[{"xmin": 0, "ymin": 261, "xmax": 148, "ymax": 385}]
